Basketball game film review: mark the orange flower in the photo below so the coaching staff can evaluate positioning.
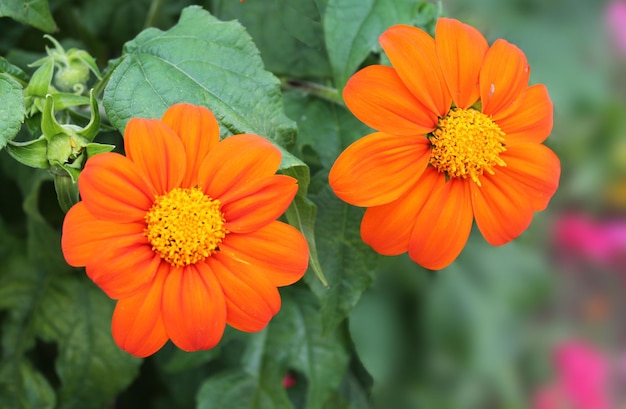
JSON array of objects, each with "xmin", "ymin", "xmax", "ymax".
[
  {"xmin": 329, "ymin": 18, "xmax": 560, "ymax": 270},
  {"xmin": 62, "ymin": 103, "xmax": 308, "ymax": 357}
]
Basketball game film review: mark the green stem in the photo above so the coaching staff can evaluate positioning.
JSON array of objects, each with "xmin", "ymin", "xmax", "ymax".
[
  {"xmin": 144, "ymin": 0, "xmax": 165, "ymax": 28},
  {"xmin": 280, "ymin": 78, "xmax": 344, "ymax": 106}
]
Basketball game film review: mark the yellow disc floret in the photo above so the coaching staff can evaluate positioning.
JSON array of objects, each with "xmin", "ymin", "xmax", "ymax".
[
  {"xmin": 145, "ymin": 187, "xmax": 227, "ymax": 267},
  {"xmin": 429, "ymin": 108, "xmax": 507, "ymax": 186}
]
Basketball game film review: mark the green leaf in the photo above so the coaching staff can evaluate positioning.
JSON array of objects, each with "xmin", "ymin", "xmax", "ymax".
[
  {"xmin": 210, "ymin": 0, "xmax": 331, "ymax": 78},
  {"xmin": 279, "ymin": 288, "xmax": 351, "ymax": 409},
  {"xmin": 103, "ymin": 5, "xmax": 297, "ymax": 148},
  {"xmin": 0, "ymin": 56, "xmax": 29, "ymax": 84},
  {"xmin": 283, "ymin": 91, "xmax": 378, "ymax": 334},
  {"xmin": 285, "ymin": 194, "xmax": 326, "ymax": 286},
  {"xmin": 0, "ymin": 362, "xmax": 56, "ymax": 409},
  {"xmin": 0, "ymin": 0, "xmax": 56, "ymax": 32},
  {"xmin": 348, "ymin": 289, "xmax": 402, "ymax": 387},
  {"xmin": 249, "ymin": 288, "xmax": 350, "ymax": 409},
  {"xmin": 306, "ymin": 186, "xmax": 378, "ymax": 334},
  {"xmin": 323, "ymin": 0, "xmax": 421, "ymax": 90},
  {"xmin": 0, "ymin": 73, "xmax": 26, "ymax": 148},
  {"xmin": 6, "ymin": 138, "xmax": 49, "ymax": 169},
  {"xmin": 197, "ymin": 370, "xmax": 293, "ymax": 409},
  {"xmin": 277, "ymin": 146, "xmax": 325, "ymax": 285}
]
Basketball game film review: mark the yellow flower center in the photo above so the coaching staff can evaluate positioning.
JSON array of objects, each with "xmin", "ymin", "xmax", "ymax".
[
  {"xmin": 428, "ymin": 108, "xmax": 507, "ymax": 186},
  {"xmin": 144, "ymin": 187, "xmax": 228, "ymax": 267}
]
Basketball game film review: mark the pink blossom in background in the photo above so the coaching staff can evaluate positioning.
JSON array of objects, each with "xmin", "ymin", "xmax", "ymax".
[
  {"xmin": 553, "ymin": 213, "xmax": 626, "ymax": 269},
  {"xmin": 606, "ymin": 0, "xmax": 626, "ymax": 55},
  {"xmin": 533, "ymin": 340, "xmax": 610, "ymax": 409}
]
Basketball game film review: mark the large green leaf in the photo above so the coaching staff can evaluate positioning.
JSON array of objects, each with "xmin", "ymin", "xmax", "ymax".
[
  {"xmin": 0, "ymin": 0, "xmax": 56, "ymax": 32},
  {"xmin": 209, "ymin": 0, "xmax": 331, "ymax": 78},
  {"xmin": 323, "ymin": 0, "xmax": 422, "ymax": 90},
  {"xmin": 0, "ymin": 73, "xmax": 26, "ymax": 149},
  {"xmin": 103, "ymin": 5, "xmax": 297, "ymax": 148}
]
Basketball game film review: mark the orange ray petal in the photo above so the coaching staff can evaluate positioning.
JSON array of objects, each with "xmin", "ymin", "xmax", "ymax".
[
  {"xmin": 62, "ymin": 202, "xmax": 146, "ymax": 267},
  {"xmin": 470, "ymin": 170, "xmax": 535, "ymax": 246},
  {"xmin": 436, "ymin": 18, "xmax": 489, "ymax": 109},
  {"xmin": 111, "ymin": 263, "xmax": 169, "ymax": 358},
  {"xmin": 124, "ymin": 118, "xmax": 186, "ymax": 195},
  {"xmin": 198, "ymin": 134, "xmax": 282, "ymax": 200},
  {"xmin": 86, "ymin": 240, "xmax": 160, "ymax": 299},
  {"xmin": 408, "ymin": 172, "xmax": 473, "ymax": 270},
  {"xmin": 161, "ymin": 103, "xmax": 221, "ymax": 187},
  {"xmin": 343, "ymin": 65, "xmax": 438, "ymax": 135},
  {"xmin": 222, "ymin": 175, "xmax": 298, "ymax": 234},
  {"xmin": 495, "ymin": 84, "xmax": 553, "ymax": 144},
  {"xmin": 499, "ymin": 143, "xmax": 560, "ymax": 211},
  {"xmin": 380, "ymin": 24, "xmax": 451, "ymax": 117},
  {"xmin": 161, "ymin": 263, "xmax": 226, "ymax": 352},
  {"xmin": 329, "ymin": 132, "xmax": 431, "ymax": 207},
  {"xmin": 78, "ymin": 153, "xmax": 155, "ymax": 223},
  {"xmin": 361, "ymin": 166, "xmax": 444, "ymax": 255},
  {"xmin": 218, "ymin": 221, "xmax": 308, "ymax": 287},
  {"xmin": 479, "ymin": 39, "xmax": 530, "ymax": 117},
  {"xmin": 209, "ymin": 256, "xmax": 280, "ymax": 332}
]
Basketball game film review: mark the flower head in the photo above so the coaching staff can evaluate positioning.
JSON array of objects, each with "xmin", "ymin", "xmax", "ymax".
[
  {"xmin": 62, "ymin": 103, "xmax": 309, "ymax": 357},
  {"xmin": 330, "ymin": 18, "xmax": 560, "ymax": 269}
]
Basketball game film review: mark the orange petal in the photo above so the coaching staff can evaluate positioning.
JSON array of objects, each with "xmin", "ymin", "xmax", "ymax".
[
  {"xmin": 62, "ymin": 202, "xmax": 146, "ymax": 267},
  {"xmin": 111, "ymin": 263, "xmax": 169, "ymax": 358},
  {"xmin": 380, "ymin": 24, "xmax": 451, "ymax": 117},
  {"xmin": 86, "ymin": 240, "xmax": 160, "ymax": 299},
  {"xmin": 124, "ymin": 118, "xmax": 186, "ymax": 195},
  {"xmin": 495, "ymin": 84, "xmax": 553, "ymax": 144},
  {"xmin": 219, "ymin": 221, "xmax": 308, "ymax": 287},
  {"xmin": 198, "ymin": 134, "xmax": 282, "ymax": 199},
  {"xmin": 361, "ymin": 166, "xmax": 444, "ymax": 255},
  {"xmin": 343, "ymin": 65, "xmax": 438, "ymax": 135},
  {"xmin": 470, "ymin": 169, "xmax": 535, "ymax": 246},
  {"xmin": 209, "ymin": 255, "xmax": 280, "ymax": 332},
  {"xmin": 436, "ymin": 18, "xmax": 489, "ymax": 109},
  {"xmin": 408, "ymin": 173, "xmax": 473, "ymax": 270},
  {"xmin": 161, "ymin": 263, "xmax": 226, "ymax": 351},
  {"xmin": 480, "ymin": 39, "xmax": 530, "ymax": 117},
  {"xmin": 499, "ymin": 143, "xmax": 560, "ymax": 211},
  {"xmin": 78, "ymin": 152, "xmax": 155, "ymax": 223},
  {"xmin": 161, "ymin": 103, "xmax": 221, "ymax": 187},
  {"xmin": 329, "ymin": 132, "xmax": 430, "ymax": 207},
  {"xmin": 222, "ymin": 175, "xmax": 298, "ymax": 233}
]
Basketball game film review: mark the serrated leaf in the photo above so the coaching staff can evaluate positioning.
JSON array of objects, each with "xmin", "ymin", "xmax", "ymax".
[
  {"xmin": 210, "ymin": 0, "xmax": 331, "ymax": 78},
  {"xmin": 0, "ymin": 0, "xmax": 56, "ymax": 32},
  {"xmin": 103, "ymin": 5, "xmax": 296, "ymax": 148},
  {"xmin": 323, "ymin": 0, "xmax": 421, "ymax": 90},
  {"xmin": 0, "ymin": 73, "xmax": 26, "ymax": 148}
]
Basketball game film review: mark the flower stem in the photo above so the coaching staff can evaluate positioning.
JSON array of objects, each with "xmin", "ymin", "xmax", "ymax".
[
  {"xmin": 144, "ymin": 0, "xmax": 165, "ymax": 28},
  {"xmin": 281, "ymin": 78, "xmax": 344, "ymax": 106}
]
